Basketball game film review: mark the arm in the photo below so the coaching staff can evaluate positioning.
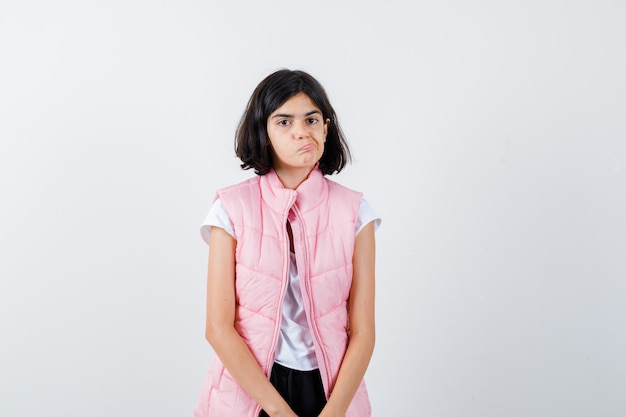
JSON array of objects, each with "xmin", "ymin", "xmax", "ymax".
[
  {"xmin": 319, "ymin": 221, "xmax": 377, "ymax": 417},
  {"xmin": 205, "ymin": 227, "xmax": 297, "ymax": 417}
]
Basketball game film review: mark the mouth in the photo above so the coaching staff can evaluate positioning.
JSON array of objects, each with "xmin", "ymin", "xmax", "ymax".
[{"xmin": 299, "ymin": 143, "xmax": 315, "ymax": 151}]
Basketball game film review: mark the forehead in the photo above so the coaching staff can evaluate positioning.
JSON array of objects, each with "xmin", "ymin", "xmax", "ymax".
[{"xmin": 271, "ymin": 93, "xmax": 321, "ymax": 115}]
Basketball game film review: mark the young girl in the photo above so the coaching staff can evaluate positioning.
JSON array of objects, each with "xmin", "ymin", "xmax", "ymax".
[{"xmin": 195, "ymin": 69, "xmax": 380, "ymax": 417}]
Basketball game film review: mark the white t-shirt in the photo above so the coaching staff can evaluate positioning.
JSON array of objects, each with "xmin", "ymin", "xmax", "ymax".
[{"xmin": 201, "ymin": 197, "xmax": 381, "ymax": 370}]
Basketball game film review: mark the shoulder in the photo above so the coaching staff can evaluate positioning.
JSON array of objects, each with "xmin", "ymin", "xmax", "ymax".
[
  {"xmin": 215, "ymin": 175, "xmax": 261, "ymax": 201},
  {"xmin": 323, "ymin": 177, "xmax": 363, "ymax": 220},
  {"xmin": 324, "ymin": 176, "xmax": 363, "ymax": 200}
]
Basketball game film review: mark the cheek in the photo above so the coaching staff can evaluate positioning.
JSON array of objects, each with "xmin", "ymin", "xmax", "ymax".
[{"xmin": 266, "ymin": 129, "xmax": 279, "ymax": 148}]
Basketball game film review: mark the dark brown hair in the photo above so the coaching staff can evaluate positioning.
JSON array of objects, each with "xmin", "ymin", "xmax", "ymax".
[{"xmin": 235, "ymin": 69, "xmax": 351, "ymax": 175}]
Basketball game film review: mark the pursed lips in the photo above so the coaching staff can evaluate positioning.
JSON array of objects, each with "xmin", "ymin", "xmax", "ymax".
[{"xmin": 299, "ymin": 142, "xmax": 316, "ymax": 151}]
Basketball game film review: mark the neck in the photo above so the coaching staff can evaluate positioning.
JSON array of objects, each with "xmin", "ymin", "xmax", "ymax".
[{"xmin": 274, "ymin": 166, "xmax": 316, "ymax": 190}]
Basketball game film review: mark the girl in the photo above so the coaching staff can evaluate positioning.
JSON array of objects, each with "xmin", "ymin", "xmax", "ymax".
[{"xmin": 195, "ymin": 69, "xmax": 380, "ymax": 417}]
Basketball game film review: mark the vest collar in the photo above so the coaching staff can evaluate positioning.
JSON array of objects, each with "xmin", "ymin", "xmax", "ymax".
[{"xmin": 260, "ymin": 167, "xmax": 328, "ymax": 214}]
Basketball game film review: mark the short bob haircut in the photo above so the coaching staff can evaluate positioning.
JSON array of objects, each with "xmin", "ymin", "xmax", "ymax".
[{"xmin": 235, "ymin": 69, "xmax": 351, "ymax": 176}]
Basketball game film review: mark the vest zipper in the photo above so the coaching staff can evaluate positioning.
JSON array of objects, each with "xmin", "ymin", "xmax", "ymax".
[
  {"xmin": 254, "ymin": 195, "xmax": 295, "ymax": 417},
  {"xmin": 262, "ymin": 194, "xmax": 296, "ymax": 375},
  {"xmin": 291, "ymin": 205, "xmax": 331, "ymax": 398}
]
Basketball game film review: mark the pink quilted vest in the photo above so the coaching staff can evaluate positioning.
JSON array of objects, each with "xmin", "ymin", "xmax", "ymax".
[{"xmin": 194, "ymin": 168, "xmax": 372, "ymax": 417}]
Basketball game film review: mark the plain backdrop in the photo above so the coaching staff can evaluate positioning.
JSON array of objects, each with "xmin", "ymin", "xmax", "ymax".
[{"xmin": 1, "ymin": 1, "xmax": 625, "ymax": 416}]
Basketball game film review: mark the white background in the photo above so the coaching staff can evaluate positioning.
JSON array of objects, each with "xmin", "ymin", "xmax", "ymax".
[{"xmin": 1, "ymin": 1, "xmax": 625, "ymax": 416}]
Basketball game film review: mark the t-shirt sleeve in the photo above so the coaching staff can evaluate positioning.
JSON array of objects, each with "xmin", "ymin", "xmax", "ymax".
[
  {"xmin": 355, "ymin": 197, "xmax": 381, "ymax": 236},
  {"xmin": 200, "ymin": 198, "xmax": 235, "ymax": 245}
]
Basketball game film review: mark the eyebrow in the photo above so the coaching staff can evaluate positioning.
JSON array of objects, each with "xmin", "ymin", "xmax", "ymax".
[{"xmin": 271, "ymin": 110, "xmax": 322, "ymax": 119}]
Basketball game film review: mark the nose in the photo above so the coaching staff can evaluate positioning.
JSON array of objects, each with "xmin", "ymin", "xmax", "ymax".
[{"xmin": 292, "ymin": 120, "xmax": 309, "ymax": 139}]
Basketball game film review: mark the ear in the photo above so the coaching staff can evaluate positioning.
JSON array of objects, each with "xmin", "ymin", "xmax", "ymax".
[{"xmin": 324, "ymin": 118, "xmax": 330, "ymax": 140}]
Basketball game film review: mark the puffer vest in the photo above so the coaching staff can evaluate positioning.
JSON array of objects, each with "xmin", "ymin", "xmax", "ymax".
[{"xmin": 194, "ymin": 168, "xmax": 372, "ymax": 417}]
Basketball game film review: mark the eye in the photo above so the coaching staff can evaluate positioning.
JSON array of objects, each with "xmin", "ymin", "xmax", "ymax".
[
  {"xmin": 277, "ymin": 119, "xmax": 291, "ymax": 126},
  {"xmin": 307, "ymin": 118, "xmax": 319, "ymax": 125}
]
